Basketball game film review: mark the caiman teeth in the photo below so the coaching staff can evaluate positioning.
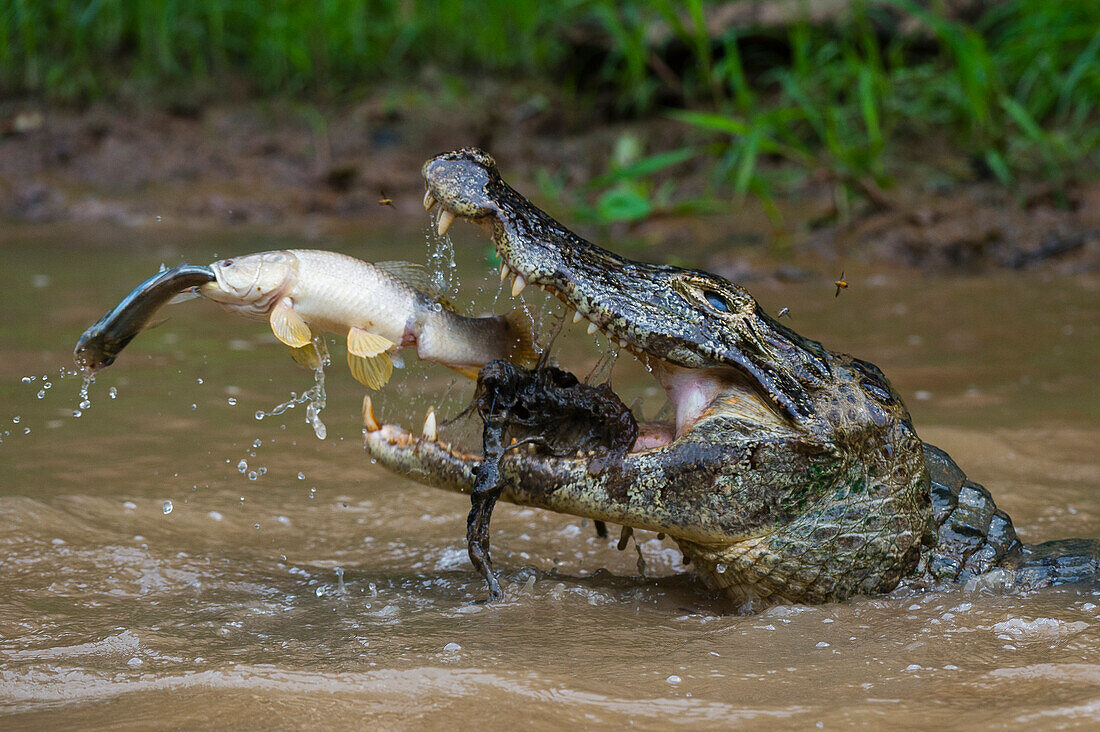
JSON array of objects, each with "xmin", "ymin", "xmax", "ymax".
[
  {"xmin": 437, "ymin": 210, "xmax": 456, "ymax": 236},
  {"xmin": 499, "ymin": 262, "xmax": 510, "ymax": 282},
  {"xmin": 424, "ymin": 190, "xmax": 437, "ymax": 212},
  {"xmin": 572, "ymin": 311, "xmax": 584, "ymax": 324},
  {"xmin": 362, "ymin": 395, "xmax": 381, "ymax": 432},
  {"xmin": 422, "ymin": 408, "xmax": 438, "ymax": 441},
  {"xmin": 587, "ymin": 322, "xmax": 598, "ymax": 335},
  {"xmin": 511, "ymin": 274, "xmax": 527, "ymax": 297}
]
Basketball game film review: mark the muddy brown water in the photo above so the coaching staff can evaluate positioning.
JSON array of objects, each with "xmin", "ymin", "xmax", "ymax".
[{"xmin": 1, "ymin": 222, "xmax": 1098, "ymax": 728}]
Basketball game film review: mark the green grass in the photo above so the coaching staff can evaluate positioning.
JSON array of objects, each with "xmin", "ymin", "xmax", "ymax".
[
  {"xmin": 1, "ymin": 0, "xmax": 1097, "ymax": 219},
  {"xmin": 589, "ymin": 0, "xmax": 1099, "ymax": 219}
]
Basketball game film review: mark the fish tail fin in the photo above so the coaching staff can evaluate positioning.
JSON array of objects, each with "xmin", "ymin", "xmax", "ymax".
[{"xmin": 504, "ymin": 308, "xmax": 539, "ymax": 369}]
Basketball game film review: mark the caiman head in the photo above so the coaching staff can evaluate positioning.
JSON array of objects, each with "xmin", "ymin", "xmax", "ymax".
[{"xmin": 366, "ymin": 148, "xmax": 933, "ymax": 611}]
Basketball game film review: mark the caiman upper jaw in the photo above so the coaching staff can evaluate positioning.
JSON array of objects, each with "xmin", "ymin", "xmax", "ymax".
[{"xmin": 419, "ymin": 147, "xmax": 828, "ymax": 426}]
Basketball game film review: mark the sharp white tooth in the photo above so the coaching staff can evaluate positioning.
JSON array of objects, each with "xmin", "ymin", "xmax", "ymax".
[
  {"xmin": 511, "ymin": 274, "xmax": 527, "ymax": 297},
  {"xmin": 587, "ymin": 322, "xmax": 598, "ymax": 335},
  {"xmin": 500, "ymin": 261, "xmax": 509, "ymax": 282},
  {"xmin": 437, "ymin": 210, "xmax": 456, "ymax": 236},
  {"xmin": 362, "ymin": 395, "xmax": 380, "ymax": 432},
  {"xmin": 618, "ymin": 339, "xmax": 627, "ymax": 348},
  {"xmin": 422, "ymin": 408, "xmax": 437, "ymax": 441},
  {"xmin": 572, "ymin": 311, "xmax": 584, "ymax": 324},
  {"xmin": 423, "ymin": 190, "xmax": 437, "ymax": 211}
]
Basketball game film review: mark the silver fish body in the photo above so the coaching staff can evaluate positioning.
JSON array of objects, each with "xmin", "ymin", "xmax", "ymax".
[{"xmin": 201, "ymin": 249, "xmax": 534, "ymax": 387}]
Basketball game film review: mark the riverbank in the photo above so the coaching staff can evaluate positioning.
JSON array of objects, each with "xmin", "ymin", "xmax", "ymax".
[{"xmin": 1, "ymin": 93, "xmax": 1097, "ymax": 277}]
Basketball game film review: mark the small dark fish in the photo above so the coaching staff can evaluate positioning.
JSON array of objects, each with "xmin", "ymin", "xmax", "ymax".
[
  {"xmin": 834, "ymin": 271, "xmax": 848, "ymax": 298},
  {"xmin": 74, "ymin": 264, "xmax": 215, "ymax": 372}
]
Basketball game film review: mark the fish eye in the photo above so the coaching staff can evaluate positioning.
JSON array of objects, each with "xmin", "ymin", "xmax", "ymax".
[
  {"xmin": 703, "ymin": 291, "xmax": 731, "ymax": 313},
  {"xmin": 222, "ymin": 259, "xmax": 234, "ymax": 266}
]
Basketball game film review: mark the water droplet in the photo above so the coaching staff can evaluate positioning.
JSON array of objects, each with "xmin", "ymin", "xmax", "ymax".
[
  {"xmin": 197, "ymin": 378, "xmax": 204, "ymax": 385},
  {"xmin": 162, "ymin": 500, "xmax": 173, "ymax": 514},
  {"xmin": 666, "ymin": 675, "xmax": 682, "ymax": 684},
  {"xmin": 108, "ymin": 387, "xmax": 117, "ymax": 399},
  {"xmin": 79, "ymin": 399, "xmax": 91, "ymax": 410},
  {"xmin": 297, "ymin": 472, "xmax": 305, "ymax": 480},
  {"xmin": 43, "ymin": 382, "xmax": 52, "ymax": 390},
  {"xmin": 255, "ymin": 411, "xmax": 265, "ymax": 420},
  {"xmin": 444, "ymin": 642, "xmax": 462, "ymax": 652},
  {"xmin": 23, "ymin": 427, "xmax": 30, "ymax": 435},
  {"xmin": 36, "ymin": 390, "xmax": 45, "ymax": 399},
  {"xmin": 208, "ymin": 511, "xmax": 223, "ymax": 521},
  {"xmin": 226, "ymin": 397, "xmax": 237, "ymax": 406},
  {"xmin": 247, "ymin": 471, "xmax": 258, "ymax": 480},
  {"xmin": 72, "ymin": 409, "xmax": 82, "ymax": 418},
  {"xmin": 12, "ymin": 416, "xmax": 19, "ymax": 424},
  {"xmin": 253, "ymin": 523, "xmax": 260, "ymax": 530},
  {"xmin": 191, "ymin": 403, "xmax": 198, "ymax": 410},
  {"xmin": 308, "ymin": 487, "xmax": 317, "ymax": 499},
  {"xmin": 123, "ymin": 501, "xmax": 137, "ymax": 510},
  {"xmin": 252, "ymin": 439, "xmax": 262, "ymax": 448},
  {"xmin": 237, "ymin": 460, "xmax": 247, "ymax": 473},
  {"xmin": 21, "ymin": 376, "xmax": 33, "ymax": 384}
]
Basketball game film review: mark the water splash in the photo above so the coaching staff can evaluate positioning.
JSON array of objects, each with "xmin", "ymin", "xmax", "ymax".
[
  {"xmin": 77, "ymin": 373, "xmax": 94, "ymax": 415},
  {"xmin": 254, "ymin": 338, "xmax": 329, "ymax": 440},
  {"xmin": 162, "ymin": 500, "xmax": 173, "ymax": 515},
  {"xmin": 425, "ymin": 222, "xmax": 457, "ymax": 296}
]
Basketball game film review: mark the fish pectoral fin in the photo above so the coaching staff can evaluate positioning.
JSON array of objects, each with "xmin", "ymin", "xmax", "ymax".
[
  {"xmin": 270, "ymin": 298, "xmax": 312, "ymax": 348},
  {"xmin": 347, "ymin": 327, "xmax": 394, "ymax": 358},
  {"xmin": 289, "ymin": 342, "xmax": 321, "ymax": 370},
  {"xmin": 348, "ymin": 351, "xmax": 394, "ymax": 390},
  {"xmin": 444, "ymin": 363, "xmax": 482, "ymax": 380}
]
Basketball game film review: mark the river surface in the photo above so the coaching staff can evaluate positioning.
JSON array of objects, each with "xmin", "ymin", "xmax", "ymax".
[{"xmin": 1, "ymin": 222, "xmax": 1098, "ymax": 728}]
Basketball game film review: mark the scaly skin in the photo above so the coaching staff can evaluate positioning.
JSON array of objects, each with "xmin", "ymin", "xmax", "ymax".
[{"xmin": 364, "ymin": 149, "xmax": 1097, "ymax": 610}]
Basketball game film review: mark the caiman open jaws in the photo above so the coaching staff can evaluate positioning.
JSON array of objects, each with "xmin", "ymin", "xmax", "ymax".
[{"xmin": 365, "ymin": 148, "xmax": 1100, "ymax": 611}]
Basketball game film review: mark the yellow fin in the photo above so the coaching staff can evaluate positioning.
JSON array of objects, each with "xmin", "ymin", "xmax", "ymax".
[
  {"xmin": 270, "ymin": 298, "xmax": 311, "ymax": 348},
  {"xmin": 290, "ymin": 342, "xmax": 321, "ymax": 370},
  {"xmin": 347, "ymin": 327, "xmax": 394, "ymax": 358},
  {"xmin": 348, "ymin": 351, "xmax": 394, "ymax": 390},
  {"xmin": 504, "ymin": 309, "xmax": 539, "ymax": 368},
  {"xmin": 444, "ymin": 363, "xmax": 482, "ymax": 380}
]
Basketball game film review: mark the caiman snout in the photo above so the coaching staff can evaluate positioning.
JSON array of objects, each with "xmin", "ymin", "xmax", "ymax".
[{"xmin": 422, "ymin": 148, "xmax": 501, "ymax": 224}]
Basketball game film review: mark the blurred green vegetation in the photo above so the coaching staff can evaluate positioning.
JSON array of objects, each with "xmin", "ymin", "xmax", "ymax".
[{"xmin": 1, "ymin": 0, "xmax": 1097, "ymax": 216}]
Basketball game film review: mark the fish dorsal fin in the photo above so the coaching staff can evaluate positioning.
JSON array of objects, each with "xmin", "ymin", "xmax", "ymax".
[
  {"xmin": 374, "ymin": 261, "xmax": 459, "ymax": 310},
  {"xmin": 290, "ymin": 342, "xmax": 321, "ymax": 370},
  {"xmin": 348, "ymin": 351, "xmax": 394, "ymax": 390},
  {"xmin": 270, "ymin": 298, "xmax": 312, "ymax": 348},
  {"xmin": 374, "ymin": 261, "xmax": 436, "ymax": 294},
  {"xmin": 347, "ymin": 327, "xmax": 394, "ymax": 358}
]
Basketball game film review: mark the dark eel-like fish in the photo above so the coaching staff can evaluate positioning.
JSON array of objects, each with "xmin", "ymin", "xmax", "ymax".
[{"xmin": 73, "ymin": 264, "xmax": 215, "ymax": 372}]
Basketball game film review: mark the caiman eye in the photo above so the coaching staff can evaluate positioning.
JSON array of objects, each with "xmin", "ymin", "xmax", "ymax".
[{"xmin": 703, "ymin": 291, "xmax": 731, "ymax": 312}]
